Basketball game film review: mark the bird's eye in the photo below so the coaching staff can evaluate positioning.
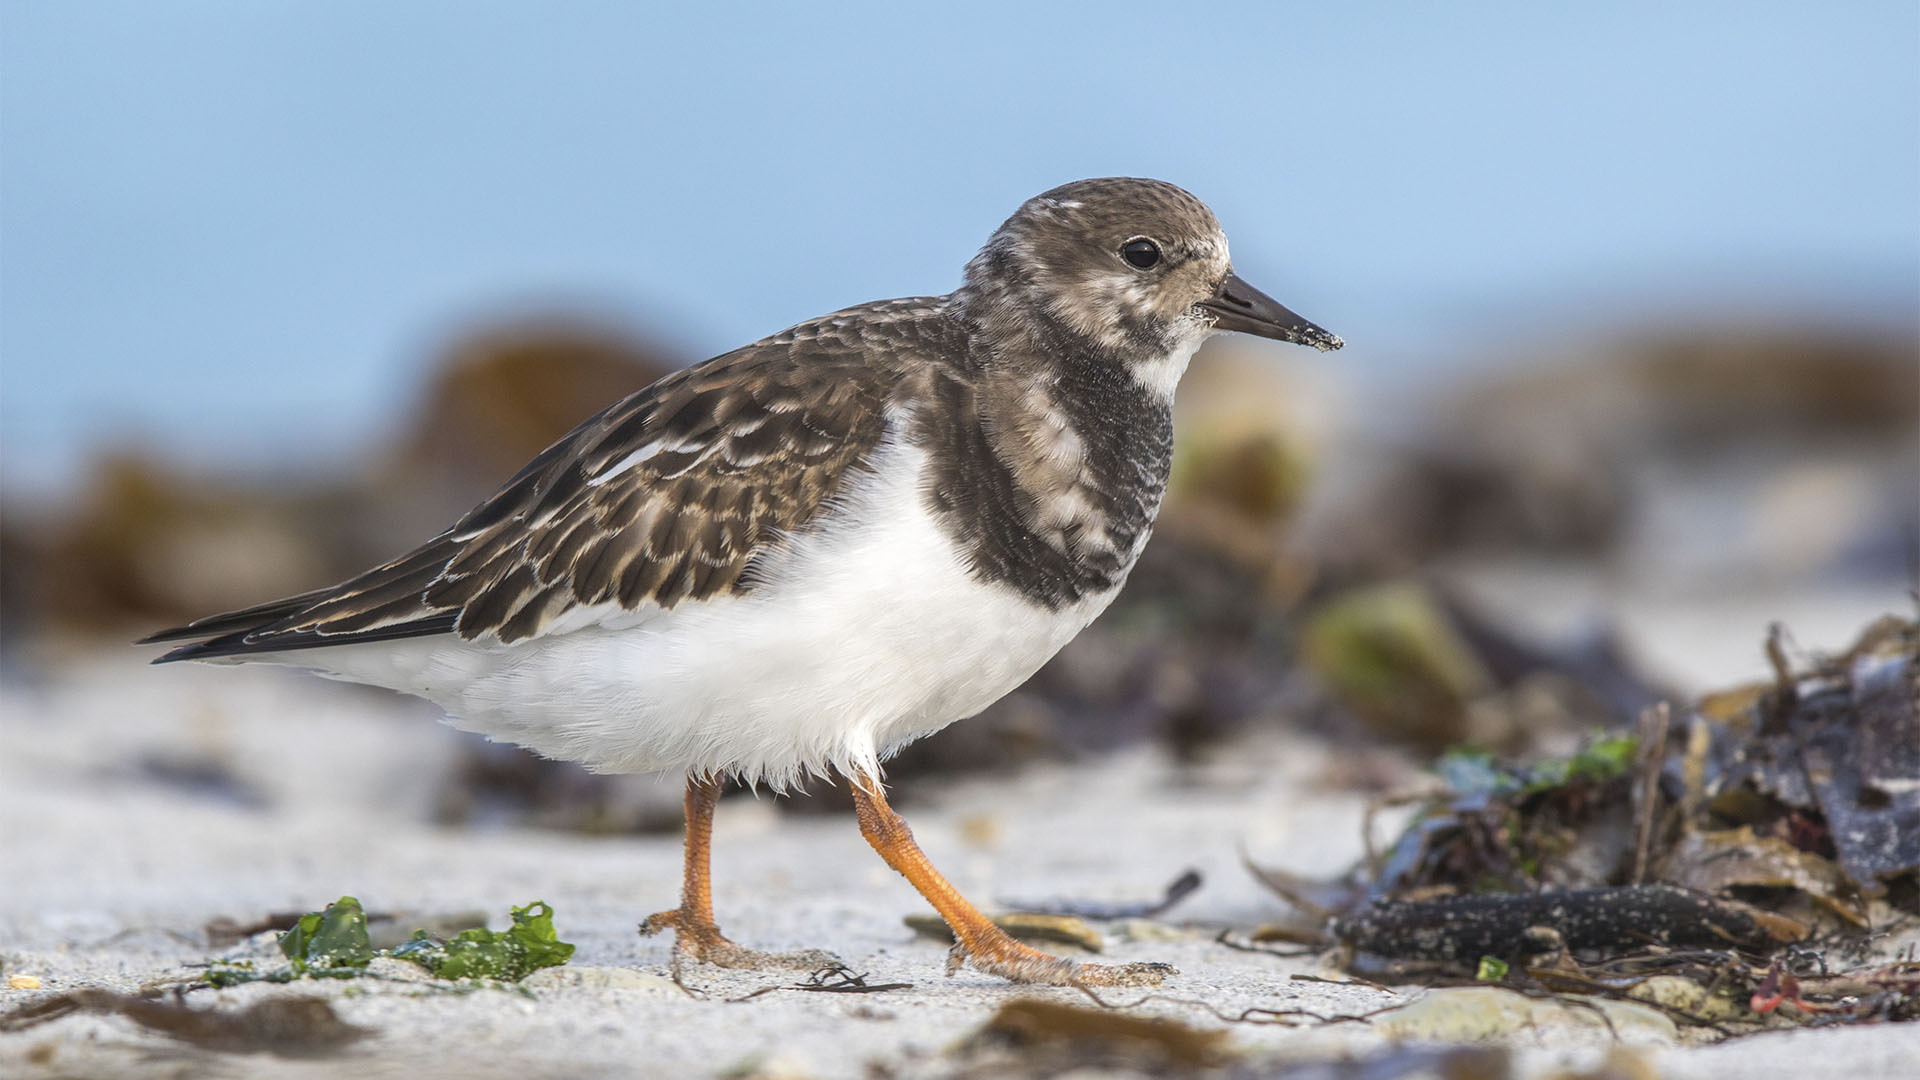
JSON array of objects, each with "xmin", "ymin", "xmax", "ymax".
[{"xmin": 1120, "ymin": 238, "xmax": 1161, "ymax": 270}]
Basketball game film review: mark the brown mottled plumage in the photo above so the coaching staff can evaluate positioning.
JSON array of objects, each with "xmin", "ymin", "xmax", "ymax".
[
  {"xmin": 142, "ymin": 178, "xmax": 1342, "ymax": 990},
  {"xmin": 146, "ymin": 179, "xmax": 1338, "ymax": 662},
  {"xmin": 144, "ymin": 301, "xmax": 939, "ymax": 654}
]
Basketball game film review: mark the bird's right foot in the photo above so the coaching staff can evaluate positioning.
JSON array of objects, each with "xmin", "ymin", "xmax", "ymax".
[{"xmin": 639, "ymin": 907, "xmax": 837, "ymax": 970}]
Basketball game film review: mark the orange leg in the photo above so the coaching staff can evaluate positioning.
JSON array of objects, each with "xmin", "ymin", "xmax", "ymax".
[
  {"xmin": 849, "ymin": 773, "xmax": 1173, "ymax": 987},
  {"xmin": 639, "ymin": 774, "xmax": 833, "ymax": 970}
]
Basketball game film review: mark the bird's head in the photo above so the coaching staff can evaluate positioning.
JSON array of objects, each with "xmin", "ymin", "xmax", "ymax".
[{"xmin": 960, "ymin": 177, "xmax": 1341, "ymax": 392}]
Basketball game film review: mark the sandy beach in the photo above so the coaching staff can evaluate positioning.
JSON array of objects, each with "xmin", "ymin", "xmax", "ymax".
[{"xmin": 4, "ymin": 644, "xmax": 1915, "ymax": 1079}]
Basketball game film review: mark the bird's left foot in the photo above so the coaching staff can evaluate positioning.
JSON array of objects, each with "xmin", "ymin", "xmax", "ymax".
[
  {"xmin": 639, "ymin": 907, "xmax": 837, "ymax": 970},
  {"xmin": 945, "ymin": 924, "xmax": 1176, "ymax": 987}
]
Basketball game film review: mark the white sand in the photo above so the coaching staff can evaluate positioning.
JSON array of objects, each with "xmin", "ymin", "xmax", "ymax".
[{"xmin": 1, "ymin": 654, "xmax": 1914, "ymax": 1078}]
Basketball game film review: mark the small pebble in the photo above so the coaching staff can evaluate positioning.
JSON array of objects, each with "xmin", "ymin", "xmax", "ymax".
[{"xmin": 1112, "ymin": 918, "xmax": 1192, "ymax": 942}]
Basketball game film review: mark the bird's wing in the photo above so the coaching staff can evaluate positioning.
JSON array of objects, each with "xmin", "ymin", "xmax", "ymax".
[{"xmin": 142, "ymin": 312, "xmax": 923, "ymax": 662}]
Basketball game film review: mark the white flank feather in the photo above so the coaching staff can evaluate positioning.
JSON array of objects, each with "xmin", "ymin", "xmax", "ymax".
[{"xmin": 237, "ymin": 427, "xmax": 1123, "ymax": 788}]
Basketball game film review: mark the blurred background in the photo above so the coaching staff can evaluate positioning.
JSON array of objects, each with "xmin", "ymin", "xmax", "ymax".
[{"xmin": 2, "ymin": 1, "xmax": 1915, "ymax": 829}]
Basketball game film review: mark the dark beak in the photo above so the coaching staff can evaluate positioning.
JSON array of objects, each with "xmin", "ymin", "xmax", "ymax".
[{"xmin": 1198, "ymin": 272, "xmax": 1343, "ymax": 352}]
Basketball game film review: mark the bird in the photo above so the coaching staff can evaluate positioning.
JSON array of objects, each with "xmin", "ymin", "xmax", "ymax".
[{"xmin": 141, "ymin": 177, "xmax": 1342, "ymax": 987}]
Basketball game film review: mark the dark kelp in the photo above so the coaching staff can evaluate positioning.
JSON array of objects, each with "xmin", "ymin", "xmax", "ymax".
[
  {"xmin": 1689, "ymin": 616, "xmax": 1920, "ymax": 897},
  {"xmin": 1250, "ymin": 616, "xmax": 1919, "ymax": 1031},
  {"xmin": 0, "ymin": 990, "xmax": 369, "ymax": 1058}
]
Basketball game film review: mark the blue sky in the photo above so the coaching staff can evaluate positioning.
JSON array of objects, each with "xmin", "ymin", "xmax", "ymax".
[{"xmin": 3, "ymin": 1, "xmax": 1916, "ymax": 494}]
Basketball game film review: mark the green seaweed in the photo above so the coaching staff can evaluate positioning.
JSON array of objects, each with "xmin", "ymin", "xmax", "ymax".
[
  {"xmin": 1437, "ymin": 734, "xmax": 1638, "ymax": 800},
  {"xmin": 205, "ymin": 897, "xmax": 572, "ymax": 988},
  {"xmin": 1370, "ymin": 734, "xmax": 1646, "ymax": 900},
  {"xmin": 391, "ymin": 900, "xmax": 575, "ymax": 981},
  {"xmin": 1475, "ymin": 955, "xmax": 1509, "ymax": 981},
  {"xmin": 277, "ymin": 896, "xmax": 374, "ymax": 973},
  {"xmin": 206, "ymin": 965, "xmax": 367, "ymax": 988}
]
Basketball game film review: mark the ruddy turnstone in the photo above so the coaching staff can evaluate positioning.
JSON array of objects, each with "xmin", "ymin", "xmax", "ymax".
[{"xmin": 143, "ymin": 177, "xmax": 1342, "ymax": 987}]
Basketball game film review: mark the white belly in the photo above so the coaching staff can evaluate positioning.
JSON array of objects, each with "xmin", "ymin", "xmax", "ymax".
[{"xmin": 251, "ymin": 436, "xmax": 1125, "ymax": 787}]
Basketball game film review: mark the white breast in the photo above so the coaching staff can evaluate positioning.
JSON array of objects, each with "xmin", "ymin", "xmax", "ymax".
[{"xmin": 254, "ymin": 430, "xmax": 1125, "ymax": 787}]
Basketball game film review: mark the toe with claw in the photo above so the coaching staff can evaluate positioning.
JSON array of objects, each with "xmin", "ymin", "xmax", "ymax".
[
  {"xmin": 946, "ymin": 928, "xmax": 1176, "ymax": 987},
  {"xmin": 640, "ymin": 907, "xmax": 837, "ymax": 970}
]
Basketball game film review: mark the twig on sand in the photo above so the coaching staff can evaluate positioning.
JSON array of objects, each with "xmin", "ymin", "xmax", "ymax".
[
  {"xmin": 1630, "ymin": 702, "xmax": 1670, "ymax": 884},
  {"xmin": 1068, "ymin": 982, "xmax": 1403, "ymax": 1028},
  {"xmin": 725, "ymin": 964, "xmax": 912, "ymax": 1002}
]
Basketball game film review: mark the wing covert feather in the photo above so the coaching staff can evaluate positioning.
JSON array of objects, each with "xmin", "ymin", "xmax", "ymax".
[{"xmin": 144, "ymin": 301, "xmax": 950, "ymax": 662}]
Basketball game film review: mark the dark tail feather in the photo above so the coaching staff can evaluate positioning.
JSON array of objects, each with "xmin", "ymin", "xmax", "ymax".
[
  {"xmin": 149, "ymin": 613, "xmax": 460, "ymax": 663},
  {"xmin": 142, "ymin": 585, "xmax": 460, "ymax": 663},
  {"xmin": 137, "ymin": 590, "xmax": 333, "ymax": 646},
  {"xmin": 152, "ymin": 630, "xmax": 271, "ymax": 664}
]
